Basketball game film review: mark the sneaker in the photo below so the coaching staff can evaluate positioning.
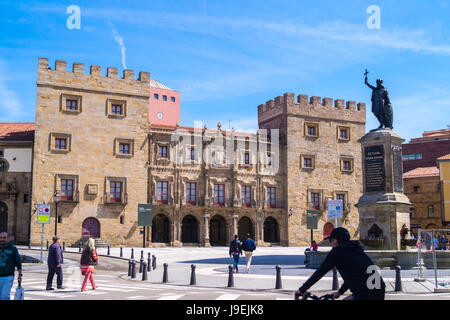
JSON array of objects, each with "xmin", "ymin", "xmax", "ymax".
[
  {"xmin": 46, "ymin": 287, "xmax": 54, "ymax": 291},
  {"xmin": 57, "ymin": 287, "xmax": 65, "ymax": 290},
  {"xmin": 236, "ymin": 270, "xmax": 239, "ymax": 273}
]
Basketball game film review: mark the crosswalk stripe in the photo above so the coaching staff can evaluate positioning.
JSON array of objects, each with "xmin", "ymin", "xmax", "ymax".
[
  {"xmin": 215, "ymin": 294, "xmax": 240, "ymax": 300},
  {"xmin": 126, "ymin": 296, "xmax": 147, "ymax": 299},
  {"xmin": 157, "ymin": 294, "xmax": 185, "ymax": 300}
]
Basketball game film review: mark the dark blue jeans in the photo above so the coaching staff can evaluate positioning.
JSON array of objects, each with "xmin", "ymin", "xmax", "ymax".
[
  {"xmin": 47, "ymin": 266, "xmax": 63, "ymax": 289},
  {"xmin": 232, "ymin": 254, "xmax": 240, "ymax": 271}
]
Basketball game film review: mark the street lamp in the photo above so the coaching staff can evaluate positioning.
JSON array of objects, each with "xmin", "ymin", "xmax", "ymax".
[{"xmin": 54, "ymin": 192, "xmax": 60, "ymax": 236}]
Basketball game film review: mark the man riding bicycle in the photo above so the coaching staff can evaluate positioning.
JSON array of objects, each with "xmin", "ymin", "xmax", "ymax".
[{"xmin": 296, "ymin": 227, "xmax": 385, "ymax": 300}]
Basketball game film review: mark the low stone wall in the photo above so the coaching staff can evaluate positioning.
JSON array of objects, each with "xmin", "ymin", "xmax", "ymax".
[{"xmin": 307, "ymin": 250, "xmax": 450, "ymax": 269}]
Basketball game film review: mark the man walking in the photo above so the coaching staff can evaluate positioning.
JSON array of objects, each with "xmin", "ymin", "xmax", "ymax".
[
  {"xmin": 0, "ymin": 232, "xmax": 22, "ymax": 300},
  {"xmin": 47, "ymin": 236, "xmax": 64, "ymax": 290},
  {"xmin": 241, "ymin": 233, "xmax": 256, "ymax": 273}
]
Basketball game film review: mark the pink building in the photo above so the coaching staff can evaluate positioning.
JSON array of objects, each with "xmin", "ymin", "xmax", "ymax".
[{"xmin": 149, "ymin": 79, "xmax": 180, "ymax": 127}]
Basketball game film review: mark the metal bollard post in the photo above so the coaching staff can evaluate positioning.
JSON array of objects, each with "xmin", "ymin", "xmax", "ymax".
[
  {"xmin": 128, "ymin": 260, "xmax": 132, "ymax": 277},
  {"xmin": 131, "ymin": 260, "xmax": 136, "ymax": 279},
  {"xmin": 139, "ymin": 257, "xmax": 144, "ymax": 273},
  {"xmin": 46, "ymin": 240, "xmax": 49, "ymax": 250},
  {"xmin": 107, "ymin": 245, "xmax": 110, "ymax": 256},
  {"xmin": 147, "ymin": 253, "xmax": 151, "ymax": 272},
  {"xmin": 332, "ymin": 267, "xmax": 339, "ymax": 290},
  {"xmin": 152, "ymin": 255, "xmax": 157, "ymax": 270},
  {"xmin": 395, "ymin": 265, "xmax": 402, "ymax": 292},
  {"xmin": 142, "ymin": 262, "xmax": 148, "ymax": 281},
  {"xmin": 63, "ymin": 242, "xmax": 66, "ymax": 251},
  {"xmin": 190, "ymin": 264, "xmax": 197, "ymax": 285},
  {"xmin": 120, "ymin": 247, "xmax": 123, "ymax": 258},
  {"xmin": 275, "ymin": 265, "xmax": 282, "ymax": 289},
  {"xmin": 141, "ymin": 250, "xmax": 144, "ymax": 260},
  {"xmin": 227, "ymin": 265, "xmax": 234, "ymax": 287},
  {"xmin": 28, "ymin": 239, "xmax": 31, "ymax": 249},
  {"xmin": 78, "ymin": 242, "xmax": 82, "ymax": 253},
  {"xmin": 163, "ymin": 263, "xmax": 168, "ymax": 283},
  {"xmin": 131, "ymin": 248, "xmax": 134, "ymax": 260}
]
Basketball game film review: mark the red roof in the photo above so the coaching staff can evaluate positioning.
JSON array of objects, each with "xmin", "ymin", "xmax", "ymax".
[
  {"xmin": 403, "ymin": 166, "xmax": 439, "ymax": 179},
  {"xmin": 0, "ymin": 123, "xmax": 35, "ymax": 142}
]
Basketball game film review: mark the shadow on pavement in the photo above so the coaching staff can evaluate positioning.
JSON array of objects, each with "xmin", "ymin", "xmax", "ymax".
[{"xmin": 181, "ymin": 255, "xmax": 306, "ymax": 265}]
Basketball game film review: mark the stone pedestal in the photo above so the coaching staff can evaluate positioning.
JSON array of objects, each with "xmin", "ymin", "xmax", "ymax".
[{"xmin": 357, "ymin": 129, "xmax": 412, "ymax": 250}]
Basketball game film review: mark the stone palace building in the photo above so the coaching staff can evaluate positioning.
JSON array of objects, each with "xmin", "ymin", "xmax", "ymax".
[{"xmin": 29, "ymin": 58, "xmax": 367, "ymax": 247}]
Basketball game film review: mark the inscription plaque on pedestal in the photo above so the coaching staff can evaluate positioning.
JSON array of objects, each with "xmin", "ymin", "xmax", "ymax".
[{"xmin": 364, "ymin": 145, "xmax": 385, "ymax": 192}]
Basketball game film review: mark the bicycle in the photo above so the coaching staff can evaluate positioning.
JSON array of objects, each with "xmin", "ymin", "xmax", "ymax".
[{"xmin": 294, "ymin": 291, "xmax": 334, "ymax": 300}]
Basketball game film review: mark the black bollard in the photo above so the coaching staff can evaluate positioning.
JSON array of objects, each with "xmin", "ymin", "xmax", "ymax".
[
  {"xmin": 131, "ymin": 260, "xmax": 136, "ymax": 279},
  {"xmin": 332, "ymin": 267, "xmax": 339, "ymax": 290},
  {"xmin": 107, "ymin": 245, "xmax": 110, "ymax": 256},
  {"xmin": 275, "ymin": 265, "xmax": 282, "ymax": 289},
  {"xmin": 163, "ymin": 263, "xmax": 168, "ymax": 283},
  {"xmin": 28, "ymin": 239, "xmax": 31, "ymax": 249},
  {"xmin": 152, "ymin": 255, "xmax": 157, "ymax": 270},
  {"xmin": 141, "ymin": 250, "xmax": 144, "ymax": 260},
  {"xmin": 139, "ymin": 257, "xmax": 144, "ymax": 273},
  {"xmin": 78, "ymin": 242, "xmax": 81, "ymax": 253},
  {"xmin": 227, "ymin": 265, "xmax": 234, "ymax": 287},
  {"xmin": 395, "ymin": 265, "xmax": 402, "ymax": 292},
  {"xmin": 147, "ymin": 254, "xmax": 152, "ymax": 272},
  {"xmin": 63, "ymin": 242, "xmax": 66, "ymax": 251},
  {"xmin": 128, "ymin": 260, "xmax": 132, "ymax": 277},
  {"xmin": 46, "ymin": 240, "xmax": 49, "ymax": 250},
  {"xmin": 190, "ymin": 264, "xmax": 197, "ymax": 286},
  {"xmin": 131, "ymin": 248, "xmax": 134, "ymax": 260},
  {"xmin": 120, "ymin": 247, "xmax": 123, "ymax": 258},
  {"xmin": 142, "ymin": 262, "xmax": 148, "ymax": 281}
]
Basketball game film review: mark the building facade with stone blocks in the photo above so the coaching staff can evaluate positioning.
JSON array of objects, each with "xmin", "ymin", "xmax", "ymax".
[
  {"xmin": 258, "ymin": 93, "xmax": 366, "ymax": 245},
  {"xmin": 403, "ymin": 167, "xmax": 442, "ymax": 236},
  {"xmin": 30, "ymin": 58, "xmax": 367, "ymax": 247},
  {"xmin": 437, "ymin": 154, "xmax": 450, "ymax": 227},
  {"xmin": 0, "ymin": 123, "xmax": 34, "ymax": 244},
  {"xmin": 31, "ymin": 58, "xmax": 150, "ymax": 246}
]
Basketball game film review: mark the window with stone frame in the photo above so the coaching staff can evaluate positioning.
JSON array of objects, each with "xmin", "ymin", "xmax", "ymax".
[
  {"xmin": 305, "ymin": 122, "xmax": 319, "ymax": 138},
  {"xmin": 61, "ymin": 94, "xmax": 82, "ymax": 114},
  {"xmin": 267, "ymin": 187, "xmax": 276, "ymax": 208},
  {"xmin": 55, "ymin": 174, "xmax": 79, "ymax": 202},
  {"xmin": 115, "ymin": 138, "xmax": 133, "ymax": 158},
  {"xmin": 107, "ymin": 99, "xmax": 126, "ymax": 118},
  {"xmin": 157, "ymin": 181, "xmax": 169, "ymax": 204},
  {"xmin": 242, "ymin": 186, "xmax": 252, "ymax": 207},
  {"xmin": 244, "ymin": 152, "xmax": 250, "ymax": 165},
  {"xmin": 50, "ymin": 133, "xmax": 71, "ymax": 153},
  {"xmin": 301, "ymin": 154, "xmax": 315, "ymax": 170},
  {"xmin": 311, "ymin": 192, "xmax": 320, "ymax": 210},
  {"xmin": 340, "ymin": 157, "xmax": 354, "ymax": 172},
  {"xmin": 307, "ymin": 189, "xmax": 324, "ymax": 211},
  {"xmin": 214, "ymin": 184, "xmax": 225, "ymax": 206},
  {"xmin": 104, "ymin": 177, "xmax": 127, "ymax": 204},
  {"xmin": 190, "ymin": 147, "xmax": 195, "ymax": 161},
  {"xmin": 186, "ymin": 182, "xmax": 197, "ymax": 205},
  {"xmin": 119, "ymin": 143, "xmax": 130, "ymax": 155},
  {"xmin": 335, "ymin": 191, "xmax": 349, "ymax": 213},
  {"xmin": 338, "ymin": 126, "xmax": 350, "ymax": 141}
]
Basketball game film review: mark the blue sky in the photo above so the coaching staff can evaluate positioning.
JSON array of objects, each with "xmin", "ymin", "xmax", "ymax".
[{"xmin": 0, "ymin": 0, "xmax": 449, "ymax": 142}]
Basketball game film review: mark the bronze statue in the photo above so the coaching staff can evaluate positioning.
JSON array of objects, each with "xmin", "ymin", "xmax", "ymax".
[{"xmin": 364, "ymin": 70, "xmax": 393, "ymax": 129}]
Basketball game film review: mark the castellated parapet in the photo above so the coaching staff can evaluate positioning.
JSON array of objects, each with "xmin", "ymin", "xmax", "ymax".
[
  {"xmin": 37, "ymin": 57, "xmax": 151, "ymax": 98},
  {"xmin": 258, "ymin": 92, "xmax": 366, "ymax": 129}
]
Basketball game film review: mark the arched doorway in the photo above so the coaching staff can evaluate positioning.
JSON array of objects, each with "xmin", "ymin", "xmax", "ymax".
[
  {"xmin": 0, "ymin": 202, "xmax": 7, "ymax": 233},
  {"xmin": 264, "ymin": 217, "xmax": 279, "ymax": 243},
  {"xmin": 238, "ymin": 217, "xmax": 254, "ymax": 241},
  {"xmin": 323, "ymin": 222, "xmax": 334, "ymax": 239},
  {"xmin": 181, "ymin": 215, "xmax": 199, "ymax": 243},
  {"xmin": 82, "ymin": 217, "xmax": 100, "ymax": 238},
  {"xmin": 152, "ymin": 214, "xmax": 170, "ymax": 243},
  {"xmin": 210, "ymin": 215, "xmax": 226, "ymax": 246}
]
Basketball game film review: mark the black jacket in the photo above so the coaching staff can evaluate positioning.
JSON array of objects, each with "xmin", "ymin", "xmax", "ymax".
[
  {"xmin": 299, "ymin": 241, "xmax": 385, "ymax": 295},
  {"xmin": 80, "ymin": 246, "xmax": 97, "ymax": 266},
  {"xmin": 229, "ymin": 240, "xmax": 242, "ymax": 255}
]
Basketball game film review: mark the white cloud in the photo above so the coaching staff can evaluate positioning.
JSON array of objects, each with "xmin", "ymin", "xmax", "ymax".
[{"xmin": 109, "ymin": 22, "xmax": 127, "ymax": 70}]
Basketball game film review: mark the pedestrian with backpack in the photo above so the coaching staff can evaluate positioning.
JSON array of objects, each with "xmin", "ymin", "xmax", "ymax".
[
  {"xmin": 80, "ymin": 238, "xmax": 98, "ymax": 292},
  {"xmin": 0, "ymin": 232, "xmax": 22, "ymax": 300},
  {"xmin": 241, "ymin": 233, "xmax": 256, "ymax": 273},
  {"xmin": 229, "ymin": 235, "xmax": 242, "ymax": 273}
]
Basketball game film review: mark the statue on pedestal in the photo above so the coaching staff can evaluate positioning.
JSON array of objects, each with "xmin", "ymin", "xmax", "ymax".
[{"xmin": 364, "ymin": 69, "xmax": 393, "ymax": 130}]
